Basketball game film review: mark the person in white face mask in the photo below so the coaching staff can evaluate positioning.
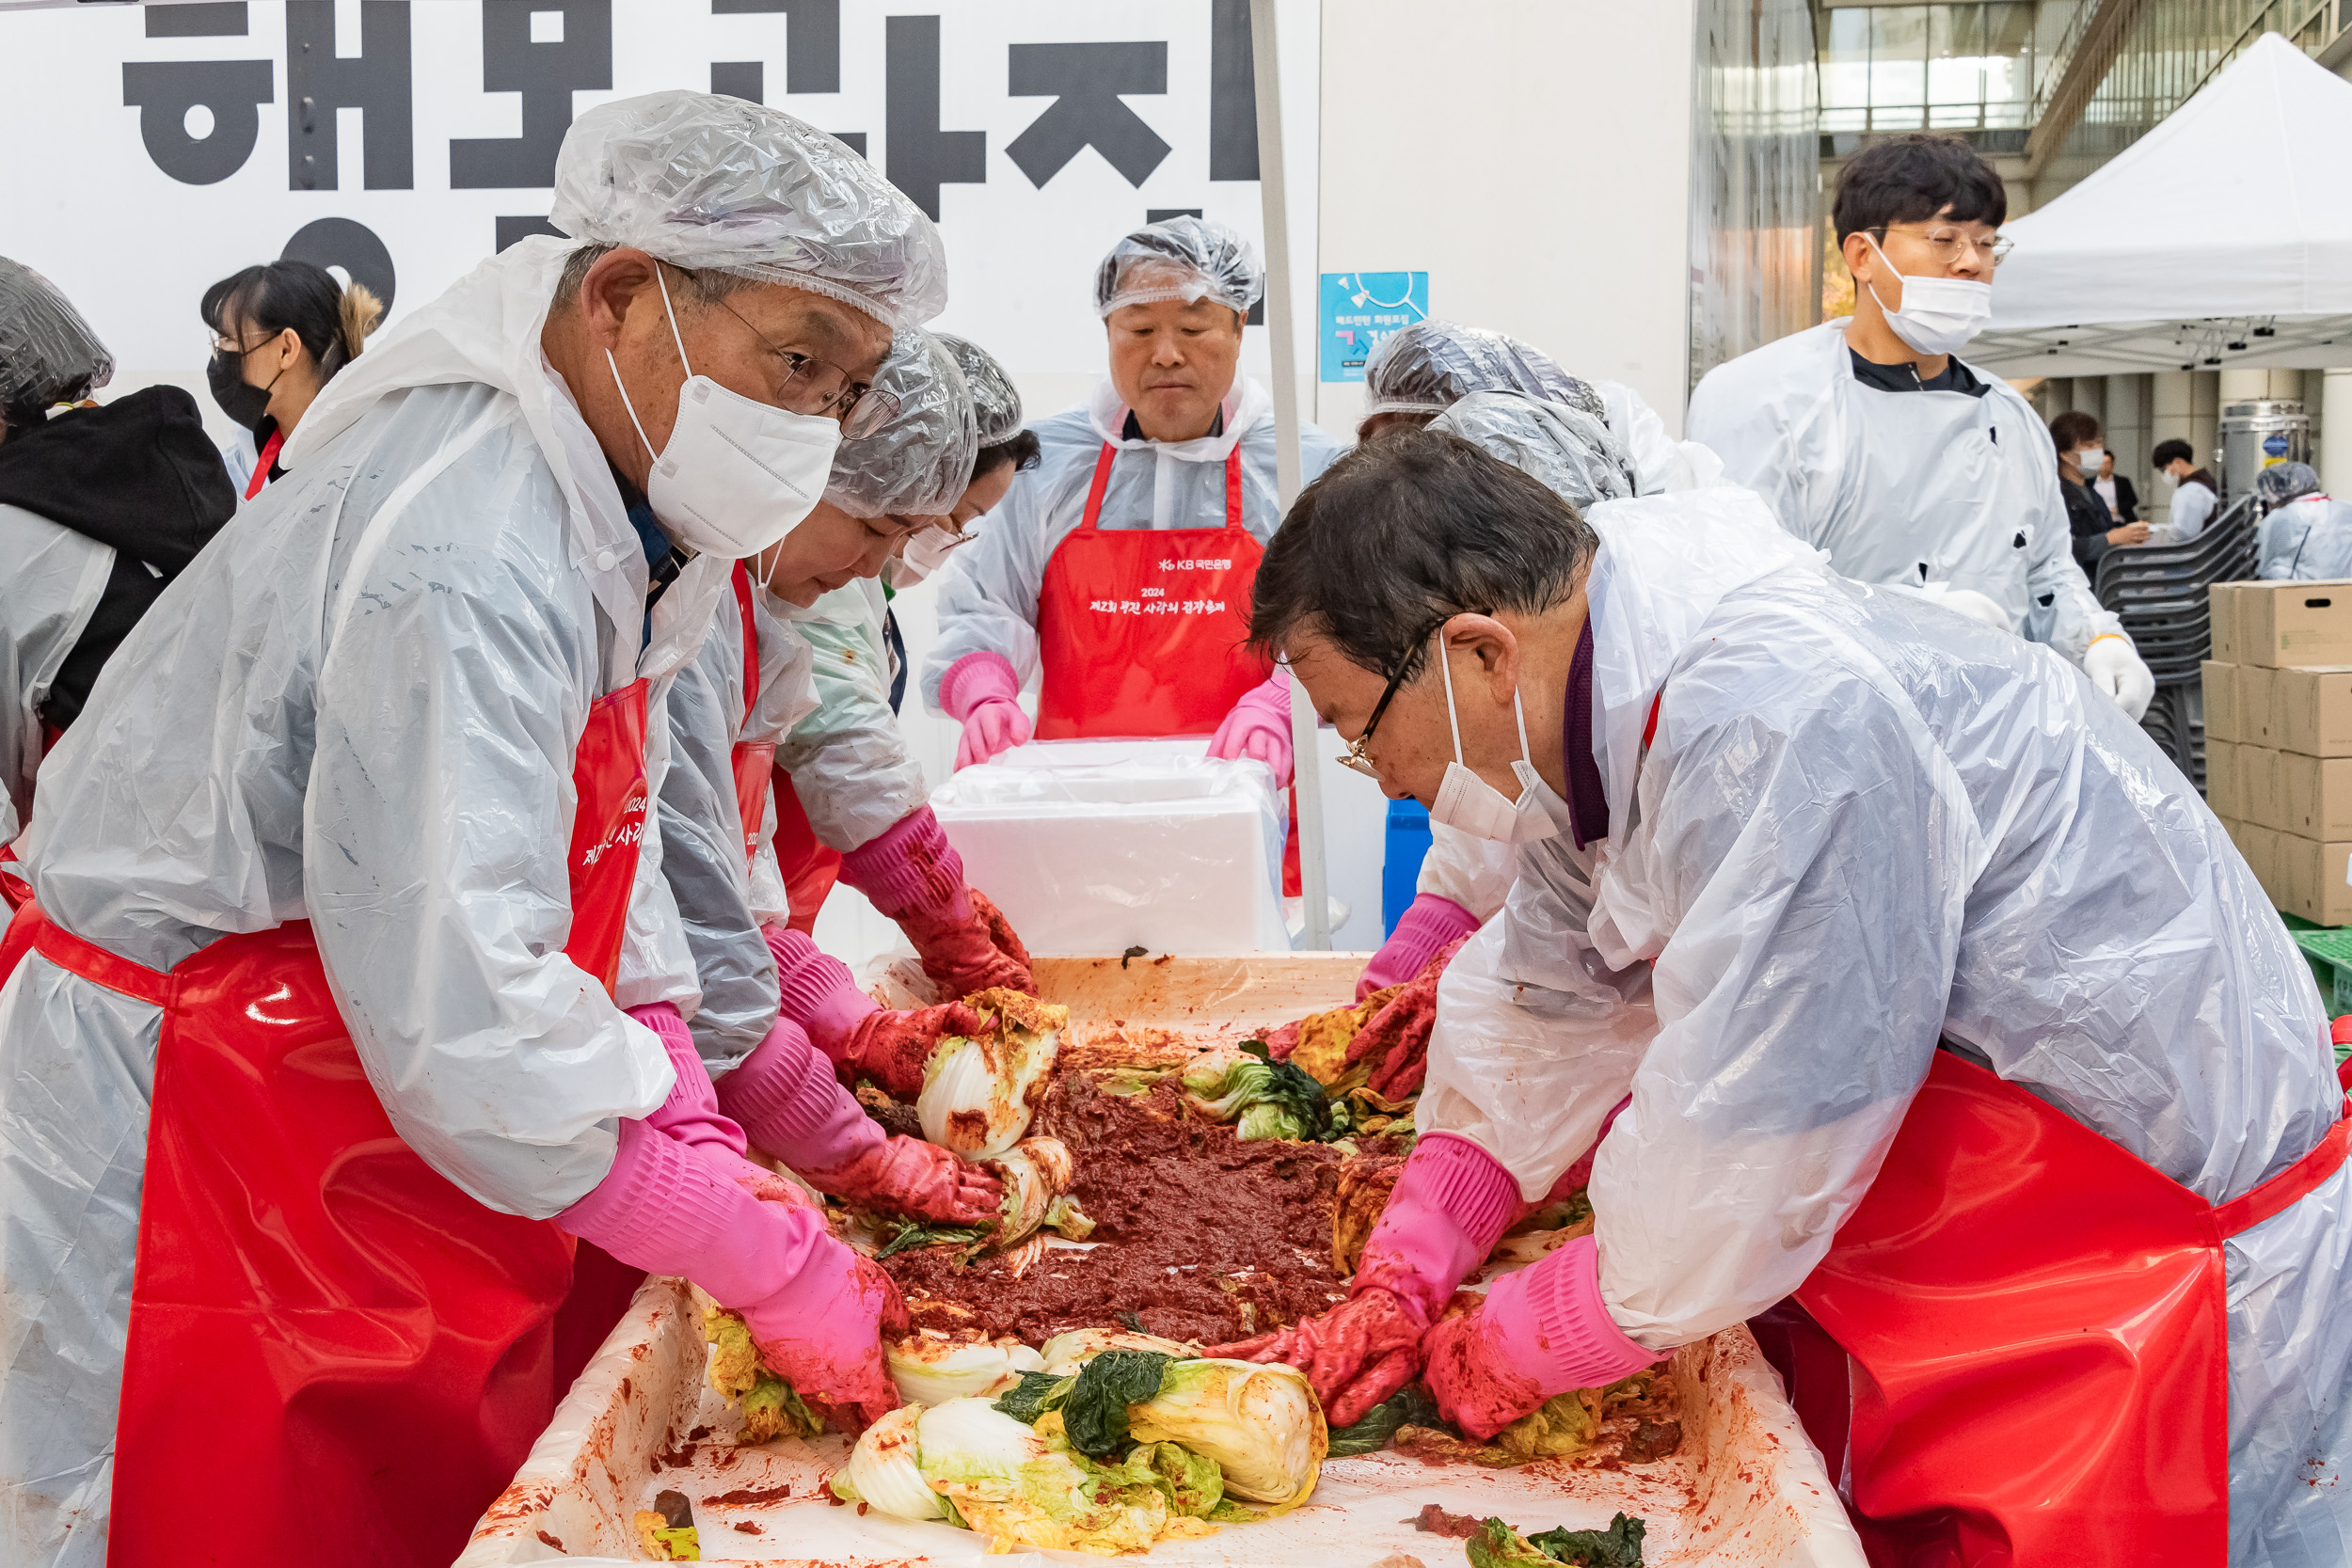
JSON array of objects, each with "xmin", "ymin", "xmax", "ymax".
[
  {"xmin": 0, "ymin": 90, "xmax": 946, "ymax": 1566},
  {"xmin": 1219, "ymin": 428, "xmax": 2352, "ymax": 1567},
  {"xmin": 2149, "ymin": 437, "xmax": 2222, "ymax": 545},
  {"xmin": 1688, "ymin": 133, "xmax": 2156, "ymax": 722}
]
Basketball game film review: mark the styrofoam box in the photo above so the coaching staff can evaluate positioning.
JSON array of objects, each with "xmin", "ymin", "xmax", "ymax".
[{"xmin": 930, "ymin": 738, "xmax": 1288, "ymax": 955}]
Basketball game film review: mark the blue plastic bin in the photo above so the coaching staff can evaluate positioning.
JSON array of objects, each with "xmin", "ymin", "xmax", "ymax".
[{"xmin": 1382, "ymin": 798, "xmax": 1432, "ymax": 936}]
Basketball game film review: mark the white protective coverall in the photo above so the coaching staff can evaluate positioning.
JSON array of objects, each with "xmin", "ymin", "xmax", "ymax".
[
  {"xmin": 0, "ymin": 238, "xmax": 736, "ymax": 1561},
  {"xmin": 920, "ymin": 375, "xmax": 1346, "ymax": 707},
  {"xmin": 771, "ymin": 577, "xmax": 918, "ymax": 864},
  {"xmin": 0, "ymin": 508, "xmax": 107, "ymax": 846},
  {"xmin": 2257, "ymin": 495, "xmax": 2352, "ymax": 581},
  {"xmin": 1686, "ymin": 319, "xmax": 2126, "ymax": 662},
  {"xmin": 1419, "ymin": 488, "xmax": 2351, "ymax": 1564},
  {"xmin": 2153, "ymin": 475, "xmax": 2222, "ymax": 545}
]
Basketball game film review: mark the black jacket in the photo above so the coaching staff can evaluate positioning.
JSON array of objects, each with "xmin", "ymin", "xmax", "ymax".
[
  {"xmin": 0, "ymin": 385, "xmax": 237, "ymax": 727},
  {"xmin": 2063, "ymin": 472, "xmax": 2118, "ymax": 574},
  {"xmin": 2107, "ymin": 473, "xmax": 2140, "ymax": 525}
]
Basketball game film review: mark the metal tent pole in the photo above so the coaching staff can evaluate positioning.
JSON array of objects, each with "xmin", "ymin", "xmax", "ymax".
[{"xmin": 1248, "ymin": 0, "xmax": 1330, "ymax": 950}]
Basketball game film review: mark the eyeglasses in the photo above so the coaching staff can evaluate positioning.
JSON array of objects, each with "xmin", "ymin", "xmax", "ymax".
[
  {"xmin": 697, "ymin": 274, "xmax": 900, "ymax": 439},
  {"xmin": 208, "ymin": 330, "xmax": 275, "ymax": 356},
  {"xmin": 1334, "ymin": 621, "xmax": 1447, "ymax": 780},
  {"xmin": 1870, "ymin": 224, "xmax": 2013, "ymax": 268}
]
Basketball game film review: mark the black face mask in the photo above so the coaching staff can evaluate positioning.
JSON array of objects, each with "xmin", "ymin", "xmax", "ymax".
[{"xmin": 206, "ymin": 348, "xmax": 276, "ymax": 436}]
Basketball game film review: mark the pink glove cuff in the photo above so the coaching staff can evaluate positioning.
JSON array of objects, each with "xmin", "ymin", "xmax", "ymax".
[
  {"xmin": 559, "ymin": 1117, "xmax": 828, "ymax": 1311},
  {"xmin": 1483, "ymin": 1233, "xmax": 1658, "ymax": 1395},
  {"xmin": 1358, "ymin": 895, "xmax": 1480, "ymax": 999},
  {"xmin": 1352, "ymin": 1132, "xmax": 1522, "ymax": 1318},
  {"xmin": 837, "ymin": 807, "xmax": 968, "ymax": 923},
  {"xmin": 765, "ymin": 927, "xmax": 880, "ymax": 1057},
  {"xmin": 938, "ymin": 651, "xmax": 1020, "ymax": 720},
  {"xmin": 629, "ymin": 1003, "xmax": 749, "ymax": 1161},
  {"xmin": 716, "ymin": 1017, "xmax": 887, "ymax": 1174}
]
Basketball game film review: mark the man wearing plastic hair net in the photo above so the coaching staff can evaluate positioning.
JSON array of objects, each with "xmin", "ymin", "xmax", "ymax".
[
  {"xmin": 1217, "ymin": 430, "xmax": 2352, "ymax": 1565},
  {"xmin": 921, "ymin": 215, "xmax": 1346, "ymax": 828},
  {"xmin": 2255, "ymin": 461, "xmax": 2352, "ymax": 580},
  {"xmin": 0, "ymin": 90, "xmax": 946, "ymax": 1565},
  {"xmin": 1359, "ymin": 318, "xmax": 1722, "ymax": 496}
]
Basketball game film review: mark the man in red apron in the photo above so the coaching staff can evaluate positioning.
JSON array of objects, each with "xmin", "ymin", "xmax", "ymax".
[
  {"xmin": 921, "ymin": 217, "xmax": 1346, "ymax": 820},
  {"xmin": 1219, "ymin": 427, "xmax": 2352, "ymax": 1564},
  {"xmin": 0, "ymin": 91, "xmax": 949, "ymax": 1567}
]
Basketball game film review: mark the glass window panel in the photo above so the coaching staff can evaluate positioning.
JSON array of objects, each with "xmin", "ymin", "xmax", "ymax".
[
  {"xmin": 1820, "ymin": 104, "xmax": 1869, "ymax": 133},
  {"xmin": 1820, "ymin": 60, "xmax": 1876, "ymax": 110},
  {"xmin": 1928, "ymin": 54, "xmax": 1986, "ymax": 107},
  {"xmin": 1929, "ymin": 3, "xmax": 1981, "ymax": 61},
  {"xmin": 1929, "ymin": 101, "xmax": 1984, "ymax": 127},
  {"xmin": 1821, "ymin": 9, "xmax": 1872, "ymax": 68},
  {"xmin": 1870, "ymin": 103, "xmax": 1927, "ymax": 130},
  {"xmin": 1871, "ymin": 8, "xmax": 1931, "ymax": 106}
]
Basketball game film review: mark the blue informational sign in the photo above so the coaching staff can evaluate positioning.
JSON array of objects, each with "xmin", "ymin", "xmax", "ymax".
[{"xmin": 1320, "ymin": 271, "xmax": 1429, "ymax": 383}]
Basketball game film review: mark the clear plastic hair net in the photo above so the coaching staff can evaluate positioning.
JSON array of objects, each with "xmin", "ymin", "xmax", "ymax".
[
  {"xmin": 826, "ymin": 329, "xmax": 977, "ymax": 517},
  {"xmin": 1431, "ymin": 391, "xmax": 1638, "ymax": 513},
  {"xmin": 1093, "ymin": 215, "xmax": 1263, "ymax": 318},
  {"xmin": 936, "ymin": 332, "xmax": 1023, "ymax": 446},
  {"xmin": 0, "ymin": 256, "xmax": 111, "ymax": 420},
  {"xmin": 549, "ymin": 90, "xmax": 948, "ymax": 327},
  {"xmin": 2258, "ymin": 461, "xmax": 2323, "ymax": 505},
  {"xmin": 1362, "ymin": 320, "xmax": 1603, "ymax": 422}
]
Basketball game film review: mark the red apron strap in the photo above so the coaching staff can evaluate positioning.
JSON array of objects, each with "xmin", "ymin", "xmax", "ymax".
[
  {"xmin": 32, "ymin": 913, "xmax": 173, "ymax": 1007},
  {"xmin": 730, "ymin": 562, "xmax": 760, "ymax": 724},
  {"xmin": 2213, "ymin": 1099, "xmax": 2352, "ymax": 1238},
  {"xmin": 1642, "ymin": 692, "xmax": 1662, "ymax": 751},
  {"xmin": 1078, "ymin": 442, "xmax": 1117, "ymax": 533},
  {"xmin": 244, "ymin": 427, "xmax": 283, "ymax": 502},
  {"xmin": 1224, "ymin": 443, "xmax": 1244, "ymax": 529}
]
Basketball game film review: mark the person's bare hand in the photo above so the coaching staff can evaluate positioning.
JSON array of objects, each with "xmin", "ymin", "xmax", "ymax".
[{"xmin": 2107, "ymin": 521, "xmax": 2151, "ymax": 546}]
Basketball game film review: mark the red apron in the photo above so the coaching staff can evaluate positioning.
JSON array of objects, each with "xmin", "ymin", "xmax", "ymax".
[
  {"xmin": 1783, "ymin": 1049, "xmax": 2351, "ymax": 1565},
  {"xmin": 0, "ymin": 678, "xmax": 651, "ymax": 1568},
  {"xmin": 728, "ymin": 563, "xmax": 843, "ymax": 932},
  {"xmin": 1033, "ymin": 440, "xmax": 1300, "ymax": 895},
  {"xmin": 728, "ymin": 563, "xmax": 777, "ymax": 863}
]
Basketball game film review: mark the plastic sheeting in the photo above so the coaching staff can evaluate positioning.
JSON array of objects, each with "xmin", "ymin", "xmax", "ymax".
[
  {"xmin": 825, "ymin": 329, "xmax": 977, "ymax": 518},
  {"xmin": 0, "ymin": 255, "xmax": 110, "ymax": 420},
  {"xmin": 1092, "ymin": 214, "xmax": 1262, "ymax": 318},
  {"xmin": 1686, "ymin": 319, "xmax": 2125, "ymax": 666},
  {"xmin": 1418, "ymin": 486, "xmax": 2351, "ymax": 1560},
  {"xmin": 937, "ymin": 332, "xmax": 1023, "ymax": 447},
  {"xmin": 921, "ymin": 376, "xmax": 1345, "ymax": 708},
  {"xmin": 0, "ymin": 504, "xmax": 108, "ymax": 844},
  {"xmin": 549, "ymin": 90, "xmax": 947, "ymax": 327},
  {"xmin": 2257, "ymin": 495, "xmax": 2352, "ymax": 581}
]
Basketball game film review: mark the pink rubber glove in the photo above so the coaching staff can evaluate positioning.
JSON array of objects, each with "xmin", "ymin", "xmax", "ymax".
[
  {"xmin": 1358, "ymin": 894, "xmax": 1481, "ymax": 1000},
  {"xmin": 939, "ymin": 652, "xmax": 1031, "ymax": 770},
  {"xmin": 1210, "ymin": 1132, "xmax": 1518, "ymax": 1426},
  {"xmin": 767, "ymin": 926, "xmax": 996, "ymax": 1100},
  {"xmin": 716, "ymin": 1015, "xmax": 1004, "ymax": 1226},
  {"xmin": 1204, "ymin": 668, "xmax": 1294, "ymax": 786},
  {"xmin": 558, "ymin": 1117, "xmax": 908, "ymax": 1432},
  {"xmin": 1423, "ymin": 1234, "xmax": 1658, "ymax": 1439},
  {"xmin": 629, "ymin": 1002, "xmax": 748, "ymax": 1161},
  {"xmin": 837, "ymin": 807, "xmax": 1037, "ymax": 998}
]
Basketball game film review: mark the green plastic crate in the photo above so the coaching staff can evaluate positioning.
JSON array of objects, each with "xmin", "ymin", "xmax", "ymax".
[{"xmin": 2285, "ymin": 916, "xmax": 2352, "ymax": 1026}]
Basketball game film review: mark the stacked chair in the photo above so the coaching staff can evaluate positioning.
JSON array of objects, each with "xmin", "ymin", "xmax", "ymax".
[{"xmin": 2092, "ymin": 494, "xmax": 2260, "ymax": 791}]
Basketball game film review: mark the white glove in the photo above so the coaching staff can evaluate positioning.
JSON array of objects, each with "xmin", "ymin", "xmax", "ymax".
[
  {"xmin": 1915, "ymin": 583, "xmax": 2018, "ymax": 634},
  {"xmin": 2083, "ymin": 634, "xmax": 2155, "ymax": 721}
]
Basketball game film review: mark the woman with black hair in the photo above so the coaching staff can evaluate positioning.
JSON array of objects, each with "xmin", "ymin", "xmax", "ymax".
[
  {"xmin": 200, "ymin": 258, "xmax": 382, "ymax": 498},
  {"xmin": 0, "ymin": 256, "xmax": 235, "ymax": 882}
]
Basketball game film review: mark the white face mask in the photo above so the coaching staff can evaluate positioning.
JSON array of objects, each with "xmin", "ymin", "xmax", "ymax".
[
  {"xmin": 2076, "ymin": 447, "xmax": 2106, "ymax": 473},
  {"xmin": 1427, "ymin": 633, "xmax": 1562, "ymax": 846},
  {"xmin": 606, "ymin": 266, "xmax": 841, "ymax": 560},
  {"xmin": 1864, "ymin": 234, "xmax": 1994, "ymax": 357},
  {"xmin": 2162, "ymin": 470, "xmax": 2181, "ymax": 489}
]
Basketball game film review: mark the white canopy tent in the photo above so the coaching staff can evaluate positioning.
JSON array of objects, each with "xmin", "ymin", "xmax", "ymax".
[{"xmin": 1972, "ymin": 32, "xmax": 2352, "ymax": 378}]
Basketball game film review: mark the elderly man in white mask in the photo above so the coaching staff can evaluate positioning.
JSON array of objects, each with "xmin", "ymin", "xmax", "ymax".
[{"xmin": 0, "ymin": 91, "xmax": 943, "ymax": 1567}]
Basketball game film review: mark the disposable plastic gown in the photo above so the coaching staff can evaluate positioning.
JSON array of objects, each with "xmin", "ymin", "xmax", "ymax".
[
  {"xmin": 921, "ymin": 376, "xmax": 1346, "ymax": 706},
  {"xmin": 1686, "ymin": 319, "xmax": 2124, "ymax": 666},
  {"xmin": 775, "ymin": 578, "xmax": 922, "ymax": 852},
  {"xmin": 1422, "ymin": 489, "xmax": 2350, "ymax": 1563},
  {"xmin": 2257, "ymin": 495, "xmax": 2352, "ymax": 580},
  {"xmin": 0, "ymin": 505, "xmax": 108, "ymax": 845},
  {"xmin": 0, "ymin": 240, "xmax": 727, "ymax": 1565}
]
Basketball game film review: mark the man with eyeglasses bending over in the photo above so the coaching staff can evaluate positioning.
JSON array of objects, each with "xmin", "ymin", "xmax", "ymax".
[{"xmin": 1688, "ymin": 132, "xmax": 2155, "ymax": 721}]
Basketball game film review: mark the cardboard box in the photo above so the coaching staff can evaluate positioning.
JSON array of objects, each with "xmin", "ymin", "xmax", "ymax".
[
  {"xmin": 2241, "ymin": 744, "xmax": 2284, "ymax": 832},
  {"xmin": 2206, "ymin": 738, "xmax": 2244, "ymax": 819},
  {"xmin": 2233, "ymin": 579, "xmax": 2352, "ymax": 668},
  {"xmin": 2239, "ymin": 664, "xmax": 2280, "ymax": 748},
  {"xmin": 2203, "ymin": 660, "xmax": 2242, "ymax": 742},
  {"xmin": 2242, "ymin": 821, "xmax": 2282, "ymax": 904},
  {"xmin": 2273, "ymin": 665, "xmax": 2352, "ymax": 758},
  {"xmin": 2280, "ymin": 752, "xmax": 2352, "ymax": 840},
  {"xmin": 2212, "ymin": 583, "xmax": 2244, "ymax": 665},
  {"xmin": 2277, "ymin": 832, "xmax": 2352, "ymax": 927}
]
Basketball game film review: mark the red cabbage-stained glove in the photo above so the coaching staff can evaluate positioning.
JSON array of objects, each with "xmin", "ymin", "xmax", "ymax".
[
  {"xmin": 1207, "ymin": 1132, "xmax": 1518, "ymax": 1426},
  {"xmin": 558, "ymin": 1118, "xmax": 906, "ymax": 1433},
  {"xmin": 837, "ymin": 807, "xmax": 1038, "ymax": 998},
  {"xmin": 1343, "ymin": 934, "xmax": 1473, "ymax": 1101},
  {"xmin": 1205, "ymin": 669, "xmax": 1295, "ymax": 787},
  {"xmin": 766, "ymin": 925, "xmax": 997, "ymax": 1098},
  {"xmin": 1422, "ymin": 1234, "xmax": 1659, "ymax": 1440},
  {"xmin": 939, "ymin": 652, "xmax": 1031, "ymax": 770},
  {"xmin": 716, "ymin": 1015, "xmax": 1004, "ymax": 1226},
  {"xmin": 628, "ymin": 1002, "xmax": 749, "ymax": 1161},
  {"xmin": 1357, "ymin": 895, "xmax": 1481, "ymax": 1001}
]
